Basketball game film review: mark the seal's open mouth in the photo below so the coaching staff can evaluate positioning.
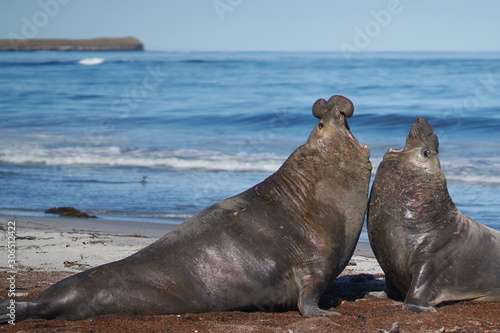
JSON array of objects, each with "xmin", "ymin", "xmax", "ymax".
[
  {"xmin": 387, "ymin": 117, "xmax": 438, "ymax": 155},
  {"xmin": 407, "ymin": 117, "xmax": 439, "ymax": 151},
  {"xmin": 312, "ymin": 95, "xmax": 369, "ymax": 156},
  {"xmin": 343, "ymin": 117, "xmax": 369, "ymax": 151}
]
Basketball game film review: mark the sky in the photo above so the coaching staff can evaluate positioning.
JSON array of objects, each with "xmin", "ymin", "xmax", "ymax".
[{"xmin": 1, "ymin": 0, "xmax": 500, "ymax": 52}]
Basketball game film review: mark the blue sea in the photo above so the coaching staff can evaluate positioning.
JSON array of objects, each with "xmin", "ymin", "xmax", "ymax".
[{"xmin": 1, "ymin": 51, "xmax": 499, "ymax": 235}]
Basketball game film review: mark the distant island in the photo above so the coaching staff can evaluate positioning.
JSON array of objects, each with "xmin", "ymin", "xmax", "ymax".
[{"xmin": 0, "ymin": 37, "xmax": 144, "ymax": 51}]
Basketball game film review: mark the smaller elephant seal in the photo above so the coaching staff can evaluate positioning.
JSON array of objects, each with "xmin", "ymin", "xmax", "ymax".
[
  {"xmin": 0, "ymin": 95, "xmax": 371, "ymax": 323},
  {"xmin": 367, "ymin": 117, "xmax": 500, "ymax": 312}
]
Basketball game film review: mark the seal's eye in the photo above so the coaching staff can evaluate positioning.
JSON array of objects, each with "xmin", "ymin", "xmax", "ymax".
[
  {"xmin": 423, "ymin": 149, "xmax": 431, "ymax": 158},
  {"xmin": 318, "ymin": 123, "xmax": 324, "ymax": 130}
]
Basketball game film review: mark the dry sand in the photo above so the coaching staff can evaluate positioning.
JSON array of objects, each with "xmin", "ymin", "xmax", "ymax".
[{"xmin": 1, "ymin": 215, "xmax": 499, "ymax": 332}]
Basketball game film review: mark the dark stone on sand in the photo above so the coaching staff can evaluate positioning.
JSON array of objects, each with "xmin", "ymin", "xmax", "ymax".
[{"xmin": 45, "ymin": 207, "xmax": 97, "ymax": 218}]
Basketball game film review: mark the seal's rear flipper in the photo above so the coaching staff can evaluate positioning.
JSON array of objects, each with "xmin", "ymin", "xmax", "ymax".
[{"xmin": 0, "ymin": 300, "xmax": 41, "ymax": 324}]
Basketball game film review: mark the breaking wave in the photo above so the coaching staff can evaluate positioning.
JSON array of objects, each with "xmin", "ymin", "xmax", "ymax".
[
  {"xmin": 0, "ymin": 146, "xmax": 285, "ymax": 172},
  {"xmin": 78, "ymin": 57, "xmax": 106, "ymax": 65}
]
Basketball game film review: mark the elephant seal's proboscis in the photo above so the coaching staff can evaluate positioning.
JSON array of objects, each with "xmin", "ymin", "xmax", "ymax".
[
  {"xmin": 368, "ymin": 117, "xmax": 500, "ymax": 312},
  {"xmin": 1, "ymin": 95, "xmax": 371, "ymax": 322}
]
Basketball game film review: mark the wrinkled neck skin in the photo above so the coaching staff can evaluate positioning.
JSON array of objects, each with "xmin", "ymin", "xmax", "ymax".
[
  {"xmin": 272, "ymin": 143, "xmax": 369, "ymax": 209},
  {"xmin": 261, "ymin": 119, "xmax": 372, "ymax": 233},
  {"xmin": 380, "ymin": 153, "xmax": 458, "ymax": 247}
]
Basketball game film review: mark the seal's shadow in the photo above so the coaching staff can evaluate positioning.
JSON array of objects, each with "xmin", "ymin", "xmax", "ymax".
[{"xmin": 319, "ymin": 274, "xmax": 385, "ymax": 309}]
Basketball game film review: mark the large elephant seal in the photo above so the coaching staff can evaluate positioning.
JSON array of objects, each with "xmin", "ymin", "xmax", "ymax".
[
  {"xmin": 1, "ymin": 95, "xmax": 371, "ymax": 322},
  {"xmin": 367, "ymin": 117, "xmax": 500, "ymax": 312}
]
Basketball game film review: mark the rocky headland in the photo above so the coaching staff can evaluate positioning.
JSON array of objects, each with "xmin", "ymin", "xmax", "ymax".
[{"xmin": 0, "ymin": 37, "xmax": 144, "ymax": 51}]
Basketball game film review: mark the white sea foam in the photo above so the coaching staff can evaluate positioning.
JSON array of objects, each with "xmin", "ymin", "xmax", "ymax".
[
  {"xmin": 441, "ymin": 159, "xmax": 500, "ymax": 185},
  {"xmin": 78, "ymin": 57, "xmax": 105, "ymax": 65},
  {"xmin": 445, "ymin": 174, "xmax": 500, "ymax": 185},
  {"xmin": 0, "ymin": 146, "xmax": 284, "ymax": 172},
  {"xmin": 1, "ymin": 143, "xmax": 499, "ymax": 183}
]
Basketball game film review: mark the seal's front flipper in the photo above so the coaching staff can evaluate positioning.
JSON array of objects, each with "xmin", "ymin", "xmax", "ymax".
[
  {"xmin": 300, "ymin": 290, "xmax": 341, "ymax": 316},
  {"xmin": 299, "ymin": 292, "xmax": 340, "ymax": 316},
  {"xmin": 295, "ymin": 268, "xmax": 340, "ymax": 316},
  {"xmin": 403, "ymin": 262, "xmax": 438, "ymax": 312},
  {"xmin": 402, "ymin": 303, "xmax": 436, "ymax": 313},
  {"xmin": 300, "ymin": 303, "xmax": 340, "ymax": 316}
]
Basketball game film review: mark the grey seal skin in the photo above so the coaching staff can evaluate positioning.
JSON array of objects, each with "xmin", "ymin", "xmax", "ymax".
[
  {"xmin": 1, "ymin": 95, "xmax": 371, "ymax": 322},
  {"xmin": 367, "ymin": 117, "xmax": 500, "ymax": 313}
]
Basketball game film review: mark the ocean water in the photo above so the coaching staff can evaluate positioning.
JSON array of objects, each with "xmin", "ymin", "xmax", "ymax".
[{"xmin": 0, "ymin": 51, "xmax": 499, "ymax": 234}]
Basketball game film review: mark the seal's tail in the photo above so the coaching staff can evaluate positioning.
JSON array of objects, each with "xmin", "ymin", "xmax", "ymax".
[{"xmin": 0, "ymin": 300, "xmax": 40, "ymax": 324}]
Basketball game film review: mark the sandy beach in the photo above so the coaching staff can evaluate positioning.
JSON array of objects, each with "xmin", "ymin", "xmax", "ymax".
[
  {"xmin": 0, "ymin": 215, "xmax": 175, "ymax": 272},
  {"xmin": 1, "ymin": 215, "xmax": 499, "ymax": 332}
]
